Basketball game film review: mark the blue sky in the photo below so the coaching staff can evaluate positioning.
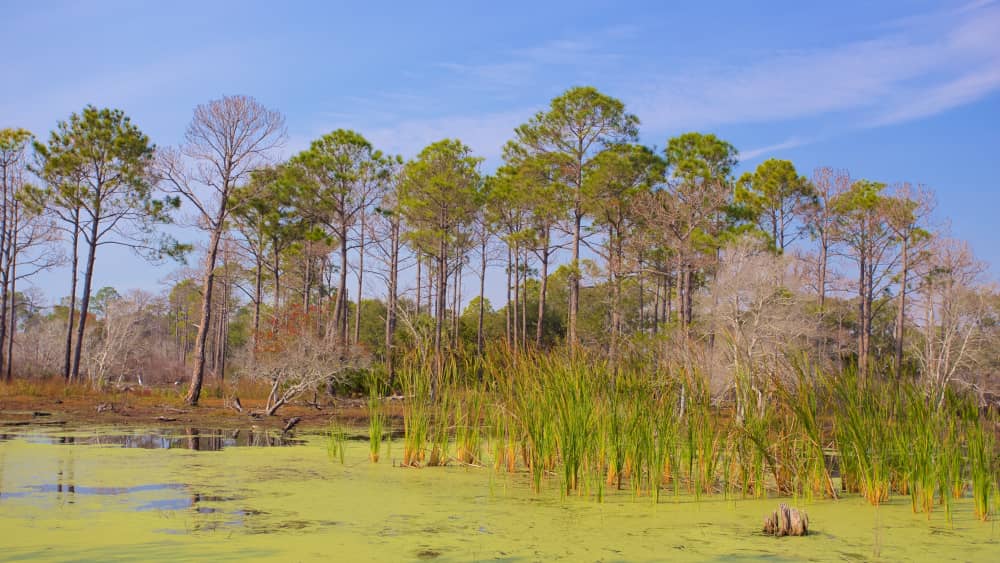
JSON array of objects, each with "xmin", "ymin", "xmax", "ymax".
[{"xmin": 3, "ymin": 0, "xmax": 999, "ymax": 304}]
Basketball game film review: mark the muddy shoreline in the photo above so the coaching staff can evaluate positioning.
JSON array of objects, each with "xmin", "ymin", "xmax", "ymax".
[{"xmin": 0, "ymin": 392, "xmax": 383, "ymax": 432}]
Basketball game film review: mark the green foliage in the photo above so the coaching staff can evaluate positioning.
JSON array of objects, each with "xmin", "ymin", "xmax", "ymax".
[
  {"xmin": 735, "ymin": 158, "xmax": 814, "ymax": 251},
  {"xmin": 33, "ymin": 105, "xmax": 178, "ymax": 257},
  {"xmin": 399, "ymin": 138, "xmax": 482, "ymax": 255}
]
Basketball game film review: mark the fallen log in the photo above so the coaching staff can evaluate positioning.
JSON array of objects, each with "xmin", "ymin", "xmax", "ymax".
[
  {"xmin": 282, "ymin": 416, "xmax": 302, "ymax": 434},
  {"xmin": 763, "ymin": 503, "xmax": 809, "ymax": 537}
]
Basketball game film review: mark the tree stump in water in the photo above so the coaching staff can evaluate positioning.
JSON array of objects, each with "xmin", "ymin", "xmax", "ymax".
[{"xmin": 763, "ymin": 504, "xmax": 809, "ymax": 536}]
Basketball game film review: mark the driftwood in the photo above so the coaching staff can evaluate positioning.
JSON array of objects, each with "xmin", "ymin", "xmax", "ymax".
[
  {"xmin": 282, "ymin": 416, "xmax": 302, "ymax": 434},
  {"xmin": 763, "ymin": 504, "xmax": 809, "ymax": 537}
]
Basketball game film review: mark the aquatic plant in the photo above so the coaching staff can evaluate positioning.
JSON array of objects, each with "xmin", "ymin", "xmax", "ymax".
[
  {"xmin": 966, "ymin": 418, "xmax": 995, "ymax": 521},
  {"xmin": 327, "ymin": 423, "xmax": 347, "ymax": 464},
  {"xmin": 399, "ymin": 358, "xmax": 431, "ymax": 467},
  {"xmin": 365, "ymin": 370, "xmax": 387, "ymax": 463},
  {"xmin": 831, "ymin": 372, "xmax": 893, "ymax": 505}
]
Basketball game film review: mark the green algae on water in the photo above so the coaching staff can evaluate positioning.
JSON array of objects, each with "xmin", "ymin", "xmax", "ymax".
[{"xmin": 0, "ymin": 426, "xmax": 998, "ymax": 562}]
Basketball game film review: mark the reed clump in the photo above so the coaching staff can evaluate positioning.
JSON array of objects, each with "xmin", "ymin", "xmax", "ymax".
[
  {"xmin": 374, "ymin": 347, "xmax": 997, "ymax": 522},
  {"xmin": 365, "ymin": 370, "xmax": 387, "ymax": 463}
]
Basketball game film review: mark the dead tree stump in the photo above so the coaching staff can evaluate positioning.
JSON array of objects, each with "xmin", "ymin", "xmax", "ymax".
[{"xmin": 763, "ymin": 503, "xmax": 809, "ymax": 537}]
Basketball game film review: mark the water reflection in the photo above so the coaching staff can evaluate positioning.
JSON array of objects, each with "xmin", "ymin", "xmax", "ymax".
[{"xmin": 2, "ymin": 427, "xmax": 302, "ymax": 450}]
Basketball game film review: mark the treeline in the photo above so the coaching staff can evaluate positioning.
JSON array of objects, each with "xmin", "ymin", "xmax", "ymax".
[{"xmin": 1, "ymin": 87, "xmax": 997, "ymax": 406}]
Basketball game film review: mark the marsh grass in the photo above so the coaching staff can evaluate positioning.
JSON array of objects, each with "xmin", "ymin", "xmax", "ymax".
[
  {"xmin": 966, "ymin": 419, "xmax": 995, "ymax": 521},
  {"xmin": 365, "ymin": 370, "xmax": 387, "ymax": 463},
  {"xmin": 360, "ymin": 346, "xmax": 997, "ymax": 523},
  {"xmin": 400, "ymin": 358, "xmax": 431, "ymax": 467},
  {"xmin": 327, "ymin": 422, "xmax": 347, "ymax": 464},
  {"xmin": 831, "ymin": 372, "xmax": 894, "ymax": 505}
]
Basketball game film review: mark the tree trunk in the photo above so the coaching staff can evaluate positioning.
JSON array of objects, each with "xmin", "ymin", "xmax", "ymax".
[
  {"xmin": 666, "ymin": 271, "xmax": 673, "ymax": 324},
  {"xmin": 434, "ymin": 236, "xmax": 448, "ymax": 382},
  {"xmin": 0, "ymin": 217, "xmax": 8, "ymax": 379},
  {"xmin": 818, "ymin": 241, "xmax": 828, "ymax": 310},
  {"xmin": 568, "ymin": 210, "xmax": 582, "ymax": 350},
  {"xmin": 857, "ymin": 253, "xmax": 868, "ymax": 379},
  {"xmin": 894, "ymin": 237, "xmax": 909, "ymax": 381},
  {"xmin": 477, "ymin": 237, "xmax": 487, "ymax": 356},
  {"xmin": 71, "ymin": 215, "xmax": 102, "ymax": 382},
  {"xmin": 337, "ymin": 233, "xmax": 349, "ymax": 352},
  {"xmin": 252, "ymin": 254, "xmax": 262, "ymax": 359},
  {"xmin": 186, "ymin": 222, "xmax": 224, "ymax": 406},
  {"xmin": 271, "ymin": 236, "xmax": 281, "ymax": 312},
  {"xmin": 5, "ymin": 261, "xmax": 15, "ymax": 382},
  {"xmin": 520, "ymin": 247, "xmax": 527, "ymax": 349},
  {"xmin": 354, "ymin": 215, "xmax": 366, "ymax": 346},
  {"xmin": 63, "ymin": 208, "xmax": 80, "ymax": 380},
  {"xmin": 652, "ymin": 272, "xmax": 661, "ymax": 335},
  {"xmin": 609, "ymin": 245, "xmax": 621, "ymax": 363},
  {"xmin": 303, "ymin": 242, "xmax": 312, "ymax": 310},
  {"xmin": 512, "ymin": 241, "xmax": 520, "ymax": 352},
  {"xmin": 385, "ymin": 215, "xmax": 399, "ymax": 383},
  {"xmin": 452, "ymin": 260, "xmax": 461, "ymax": 349},
  {"xmin": 535, "ymin": 226, "xmax": 549, "ymax": 347},
  {"xmin": 638, "ymin": 253, "xmax": 645, "ymax": 334},
  {"xmin": 504, "ymin": 246, "xmax": 511, "ymax": 344}
]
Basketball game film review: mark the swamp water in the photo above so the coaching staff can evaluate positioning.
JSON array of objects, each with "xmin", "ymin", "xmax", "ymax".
[{"xmin": 0, "ymin": 425, "xmax": 997, "ymax": 561}]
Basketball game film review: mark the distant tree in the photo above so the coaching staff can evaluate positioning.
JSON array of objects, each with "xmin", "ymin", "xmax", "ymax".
[
  {"xmin": 805, "ymin": 167, "xmax": 851, "ymax": 309},
  {"xmin": 289, "ymin": 129, "xmax": 389, "ymax": 353},
  {"xmin": 585, "ymin": 143, "xmax": 665, "ymax": 360},
  {"xmin": 501, "ymin": 152, "xmax": 568, "ymax": 348},
  {"xmin": 158, "ymin": 95, "xmax": 286, "ymax": 405},
  {"xmin": 911, "ymin": 238, "xmax": 989, "ymax": 404},
  {"xmin": 736, "ymin": 158, "xmax": 814, "ymax": 252},
  {"xmin": 0, "ymin": 128, "xmax": 61, "ymax": 380},
  {"xmin": 399, "ymin": 139, "xmax": 481, "ymax": 378},
  {"xmin": 230, "ymin": 165, "xmax": 300, "ymax": 356},
  {"xmin": 367, "ymin": 156, "xmax": 404, "ymax": 380},
  {"xmin": 90, "ymin": 286, "xmax": 121, "ymax": 319},
  {"xmin": 34, "ymin": 106, "xmax": 172, "ymax": 382},
  {"xmin": 509, "ymin": 87, "xmax": 638, "ymax": 349},
  {"xmin": 832, "ymin": 180, "xmax": 899, "ymax": 377},
  {"xmin": 662, "ymin": 132, "xmax": 738, "ymax": 325},
  {"xmin": 486, "ymin": 165, "xmax": 532, "ymax": 349},
  {"xmin": 882, "ymin": 183, "xmax": 934, "ymax": 379}
]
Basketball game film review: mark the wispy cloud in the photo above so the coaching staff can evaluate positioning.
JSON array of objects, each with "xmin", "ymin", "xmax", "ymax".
[
  {"xmin": 631, "ymin": 2, "xmax": 1000, "ymax": 132},
  {"xmin": 348, "ymin": 109, "xmax": 533, "ymax": 163},
  {"xmin": 434, "ymin": 29, "xmax": 628, "ymax": 90},
  {"xmin": 302, "ymin": 4, "xmax": 1000, "ymax": 167},
  {"xmin": 739, "ymin": 137, "xmax": 812, "ymax": 161}
]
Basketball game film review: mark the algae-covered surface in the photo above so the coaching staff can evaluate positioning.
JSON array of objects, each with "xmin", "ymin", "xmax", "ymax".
[{"xmin": 0, "ymin": 426, "xmax": 997, "ymax": 561}]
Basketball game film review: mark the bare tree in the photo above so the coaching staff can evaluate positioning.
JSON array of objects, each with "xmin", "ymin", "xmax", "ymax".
[
  {"xmin": 158, "ymin": 95, "xmax": 286, "ymax": 406},
  {"xmin": 883, "ymin": 183, "xmax": 934, "ymax": 379},
  {"xmin": 247, "ymin": 317, "xmax": 366, "ymax": 416},
  {"xmin": 910, "ymin": 238, "xmax": 991, "ymax": 405},
  {"xmin": 0, "ymin": 129, "xmax": 62, "ymax": 380},
  {"xmin": 805, "ymin": 167, "xmax": 851, "ymax": 309},
  {"xmin": 700, "ymin": 234, "xmax": 815, "ymax": 415},
  {"xmin": 83, "ymin": 290, "xmax": 158, "ymax": 388}
]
